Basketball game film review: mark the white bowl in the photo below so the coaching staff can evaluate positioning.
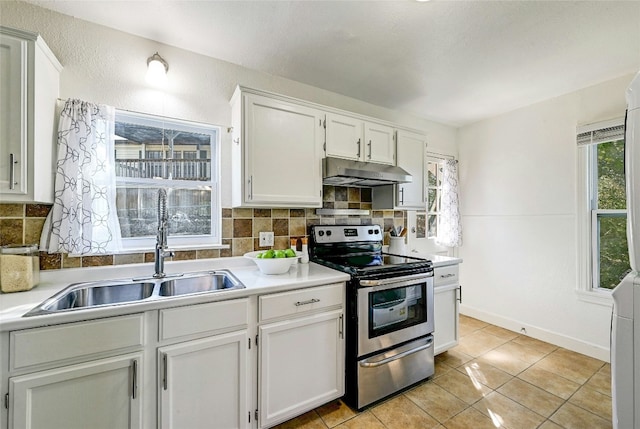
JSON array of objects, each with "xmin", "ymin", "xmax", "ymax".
[{"xmin": 244, "ymin": 251, "xmax": 302, "ymax": 275}]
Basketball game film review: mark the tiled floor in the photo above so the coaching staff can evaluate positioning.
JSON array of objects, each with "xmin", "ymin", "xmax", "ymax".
[{"xmin": 275, "ymin": 315, "xmax": 612, "ymax": 429}]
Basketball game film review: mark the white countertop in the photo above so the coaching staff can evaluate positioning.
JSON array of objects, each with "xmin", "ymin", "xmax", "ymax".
[
  {"xmin": 410, "ymin": 253, "xmax": 462, "ymax": 267},
  {"xmin": 0, "ymin": 258, "xmax": 350, "ymax": 332}
]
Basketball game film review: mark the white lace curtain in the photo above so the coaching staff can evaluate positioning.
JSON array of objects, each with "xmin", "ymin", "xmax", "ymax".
[
  {"xmin": 40, "ymin": 99, "xmax": 122, "ymax": 254},
  {"xmin": 436, "ymin": 159, "xmax": 463, "ymax": 247}
]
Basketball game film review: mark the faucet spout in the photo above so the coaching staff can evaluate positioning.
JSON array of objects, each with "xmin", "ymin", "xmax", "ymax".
[{"xmin": 154, "ymin": 189, "xmax": 173, "ymax": 278}]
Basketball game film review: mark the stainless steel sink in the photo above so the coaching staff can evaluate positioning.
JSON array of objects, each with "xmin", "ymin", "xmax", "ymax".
[
  {"xmin": 23, "ymin": 270, "xmax": 245, "ymax": 317},
  {"xmin": 159, "ymin": 271, "xmax": 244, "ymax": 296}
]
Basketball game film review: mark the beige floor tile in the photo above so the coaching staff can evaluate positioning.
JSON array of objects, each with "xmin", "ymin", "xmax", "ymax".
[
  {"xmin": 404, "ymin": 382, "xmax": 468, "ymax": 423},
  {"xmin": 441, "ymin": 407, "xmax": 497, "ymax": 429},
  {"xmin": 454, "ymin": 330, "xmax": 510, "ymax": 358},
  {"xmin": 370, "ymin": 395, "xmax": 440, "ymax": 429},
  {"xmin": 585, "ymin": 364, "xmax": 612, "ymax": 397},
  {"xmin": 569, "ymin": 385, "xmax": 612, "ymax": 421},
  {"xmin": 459, "ymin": 315, "xmax": 489, "ymax": 331},
  {"xmin": 480, "ymin": 325, "xmax": 519, "ymax": 341},
  {"xmin": 497, "ymin": 378, "xmax": 564, "ymax": 417},
  {"xmin": 537, "ymin": 420, "xmax": 564, "ymax": 429},
  {"xmin": 473, "ymin": 391, "xmax": 545, "ymax": 429},
  {"xmin": 435, "ymin": 349, "xmax": 473, "ymax": 368},
  {"xmin": 315, "ymin": 400, "xmax": 358, "ymax": 428},
  {"xmin": 433, "ymin": 366, "xmax": 492, "ymax": 404},
  {"xmin": 511, "ymin": 335, "xmax": 558, "ymax": 355},
  {"xmin": 458, "ymin": 323, "xmax": 480, "ymax": 338},
  {"xmin": 550, "ymin": 402, "xmax": 613, "ymax": 429},
  {"xmin": 534, "ymin": 349, "xmax": 604, "ymax": 385},
  {"xmin": 275, "ymin": 411, "xmax": 329, "ymax": 429},
  {"xmin": 458, "ymin": 359, "xmax": 513, "ymax": 390},
  {"xmin": 518, "ymin": 366, "xmax": 581, "ymax": 399},
  {"xmin": 477, "ymin": 348, "xmax": 532, "ymax": 376},
  {"xmin": 491, "ymin": 340, "xmax": 548, "ymax": 365},
  {"xmin": 433, "ymin": 359, "xmax": 455, "ymax": 379},
  {"xmin": 333, "ymin": 411, "xmax": 385, "ymax": 429}
]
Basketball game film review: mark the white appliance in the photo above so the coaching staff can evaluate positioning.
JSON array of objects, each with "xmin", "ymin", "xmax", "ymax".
[{"xmin": 612, "ymin": 70, "xmax": 640, "ymax": 429}]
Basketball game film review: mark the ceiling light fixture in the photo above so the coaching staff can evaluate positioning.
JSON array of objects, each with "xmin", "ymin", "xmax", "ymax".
[{"xmin": 146, "ymin": 52, "xmax": 169, "ymax": 86}]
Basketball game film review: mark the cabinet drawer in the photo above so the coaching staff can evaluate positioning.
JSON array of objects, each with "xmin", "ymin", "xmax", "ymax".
[
  {"xmin": 159, "ymin": 298, "xmax": 249, "ymax": 341},
  {"xmin": 10, "ymin": 314, "xmax": 144, "ymax": 371},
  {"xmin": 260, "ymin": 283, "xmax": 343, "ymax": 323},
  {"xmin": 434, "ymin": 265, "xmax": 459, "ymax": 286}
]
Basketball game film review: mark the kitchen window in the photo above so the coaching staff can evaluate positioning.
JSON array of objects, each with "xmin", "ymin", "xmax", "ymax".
[
  {"xmin": 114, "ymin": 111, "xmax": 221, "ymax": 250},
  {"xmin": 425, "ymin": 156, "xmax": 444, "ymax": 239},
  {"xmin": 577, "ymin": 119, "xmax": 630, "ymax": 297}
]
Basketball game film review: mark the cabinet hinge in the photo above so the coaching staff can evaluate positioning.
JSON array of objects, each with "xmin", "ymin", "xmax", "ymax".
[
  {"xmin": 322, "ymin": 119, "xmax": 326, "ymax": 128},
  {"xmin": 255, "ymin": 409, "xmax": 259, "ymax": 421},
  {"xmin": 4, "ymin": 393, "xmax": 8, "ymax": 409},
  {"xmin": 323, "ymin": 142, "xmax": 326, "ymax": 152}
]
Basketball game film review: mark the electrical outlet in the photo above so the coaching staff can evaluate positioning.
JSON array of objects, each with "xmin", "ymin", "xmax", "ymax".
[{"xmin": 259, "ymin": 231, "xmax": 274, "ymax": 247}]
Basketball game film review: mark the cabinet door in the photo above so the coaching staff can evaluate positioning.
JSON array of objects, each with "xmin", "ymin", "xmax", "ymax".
[
  {"xmin": 0, "ymin": 34, "xmax": 26, "ymax": 195},
  {"xmin": 244, "ymin": 94, "xmax": 322, "ymax": 207},
  {"xmin": 434, "ymin": 284, "xmax": 460, "ymax": 355},
  {"xmin": 159, "ymin": 331, "xmax": 249, "ymax": 429},
  {"xmin": 259, "ymin": 310, "xmax": 344, "ymax": 428},
  {"xmin": 364, "ymin": 122, "xmax": 395, "ymax": 165},
  {"xmin": 9, "ymin": 352, "xmax": 143, "ymax": 429},
  {"xmin": 325, "ymin": 113, "xmax": 363, "ymax": 161},
  {"xmin": 396, "ymin": 130, "xmax": 427, "ymax": 209}
]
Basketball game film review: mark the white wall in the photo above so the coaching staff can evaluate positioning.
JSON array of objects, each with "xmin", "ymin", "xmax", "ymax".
[
  {"xmin": 0, "ymin": 1, "xmax": 457, "ymax": 209},
  {"xmin": 458, "ymin": 74, "xmax": 634, "ymax": 361}
]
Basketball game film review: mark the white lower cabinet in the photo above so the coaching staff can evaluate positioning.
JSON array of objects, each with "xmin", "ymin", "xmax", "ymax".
[
  {"xmin": 158, "ymin": 331, "xmax": 249, "ymax": 429},
  {"xmin": 157, "ymin": 298, "xmax": 251, "ymax": 429},
  {"xmin": 433, "ymin": 265, "xmax": 461, "ymax": 355},
  {"xmin": 258, "ymin": 283, "xmax": 345, "ymax": 429},
  {"xmin": 9, "ymin": 352, "xmax": 143, "ymax": 429}
]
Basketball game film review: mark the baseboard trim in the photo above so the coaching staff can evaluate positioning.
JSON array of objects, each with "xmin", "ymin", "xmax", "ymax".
[{"xmin": 459, "ymin": 304, "xmax": 610, "ymax": 362}]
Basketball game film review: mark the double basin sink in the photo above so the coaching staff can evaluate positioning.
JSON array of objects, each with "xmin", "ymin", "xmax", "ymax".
[{"xmin": 24, "ymin": 270, "xmax": 245, "ymax": 317}]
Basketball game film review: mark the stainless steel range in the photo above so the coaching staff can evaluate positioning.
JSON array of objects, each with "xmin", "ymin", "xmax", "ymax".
[{"xmin": 309, "ymin": 224, "xmax": 435, "ymax": 410}]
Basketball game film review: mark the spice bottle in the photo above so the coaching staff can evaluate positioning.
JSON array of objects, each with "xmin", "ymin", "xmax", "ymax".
[
  {"xmin": 290, "ymin": 238, "xmax": 298, "ymax": 263},
  {"xmin": 0, "ymin": 244, "xmax": 40, "ymax": 293},
  {"xmin": 300, "ymin": 237, "xmax": 309, "ymax": 264}
]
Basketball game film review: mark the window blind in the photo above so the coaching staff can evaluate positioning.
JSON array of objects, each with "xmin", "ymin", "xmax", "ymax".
[{"xmin": 576, "ymin": 118, "xmax": 625, "ymax": 146}]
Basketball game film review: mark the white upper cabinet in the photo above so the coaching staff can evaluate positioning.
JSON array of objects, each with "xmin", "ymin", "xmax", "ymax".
[
  {"xmin": 372, "ymin": 130, "xmax": 427, "ymax": 210},
  {"xmin": 396, "ymin": 130, "xmax": 427, "ymax": 208},
  {"xmin": 325, "ymin": 113, "xmax": 395, "ymax": 165},
  {"xmin": 231, "ymin": 87, "xmax": 323, "ymax": 208},
  {"xmin": 0, "ymin": 27, "xmax": 62, "ymax": 203}
]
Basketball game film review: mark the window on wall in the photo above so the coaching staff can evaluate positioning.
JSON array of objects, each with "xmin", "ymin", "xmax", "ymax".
[
  {"xmin": 114, "ymin": 111, "xmax": 221, "ymax": 250},
  {"xmin": 426, "ymin": 156, "xmax": 444, "ymax": 239},
  {"xmin": 578, "ymin": 119, "xmax": 630, "ymax": 292}
]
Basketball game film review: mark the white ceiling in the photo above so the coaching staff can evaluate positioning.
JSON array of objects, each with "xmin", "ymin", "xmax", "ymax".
[{"xmin": 26, "ymin": 0, "xmax": 640, "ymax": 126}]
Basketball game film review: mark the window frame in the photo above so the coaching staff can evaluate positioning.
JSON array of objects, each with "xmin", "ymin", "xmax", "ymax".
[
  {"xmin": 576, "ymin": 118, "xmax": 626, "ymax": 304},
  {"xmin": 114, "ymin": 110, "xmax": 223, "ymax": 251}
]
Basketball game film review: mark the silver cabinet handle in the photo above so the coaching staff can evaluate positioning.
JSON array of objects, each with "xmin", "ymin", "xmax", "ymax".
[
  {"xmin": 359, "ymin": 338, "xmax": 433, "ymax": 368},
  {"xmin": 440, "ymin": 273, "xmax": 455, "ymax": 278},
  {"xmin": 339, "ymin": 314, "xmax": 344, "ymax": 339},
  {"xmin": 457, "ymin": 285, "xmax": 462, "ymax": 304},
  {"xmin": 248, "ymin": 175, "xmax": 252, "ymax": 200},
  {"xmin": 367, "ymin": 140, "xmax": 372, "ymax": 159},
  {"xmin": 294, "ymin": 298, "xmax": 320, "ymax": 306},
  {"xmin": 162, "ymin": 353, "xmax": 168, "ymax": 390},
  {"xmin": 399, "ymin": 187, "xmax": 404, "ymax": 205},
  {"xmin": 132, "ymin": 359, "xmax": 138, "ymax": 399},
  {"xmin": 9, "ymin": 153, "xmax": 17, "ymax": 190},
  {"xmin": 356, "ymin": 138, "xmax": 361, "ymax": 158}
]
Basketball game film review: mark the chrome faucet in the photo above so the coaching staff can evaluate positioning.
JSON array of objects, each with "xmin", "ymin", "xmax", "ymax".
[{"xmin": 154, "ymin": 189, "xmax": 174, "ymax": 278}]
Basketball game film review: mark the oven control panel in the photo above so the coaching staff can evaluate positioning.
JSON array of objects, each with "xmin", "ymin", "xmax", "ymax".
[{"xmin": 311, "ymin": 225, "xmax": 383, "ymax": 243}]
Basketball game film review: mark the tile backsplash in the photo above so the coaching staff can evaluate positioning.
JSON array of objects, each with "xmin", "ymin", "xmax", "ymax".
[{"xmin": 0, "ymin": 186, "xmax": 406, "ymax": 271}]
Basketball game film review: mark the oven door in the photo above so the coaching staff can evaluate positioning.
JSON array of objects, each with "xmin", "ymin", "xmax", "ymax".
[{"xmin": 357, "ymin": 272, "xmax": 434, "ymax": 357}]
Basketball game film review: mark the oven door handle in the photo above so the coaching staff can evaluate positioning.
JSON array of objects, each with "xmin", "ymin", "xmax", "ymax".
[
  {"xmin": 359, "ymin": 272, "xmax": 431, "ymax": 287},
  {"xmin": 359, "ymin": 337, "xmax": 433, "ymax": 368}
]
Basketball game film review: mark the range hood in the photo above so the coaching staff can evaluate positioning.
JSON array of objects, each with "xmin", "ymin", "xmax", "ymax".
[{"xmin": 322, "ymin": 157, "xmax": 412, "ymax": 187}]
